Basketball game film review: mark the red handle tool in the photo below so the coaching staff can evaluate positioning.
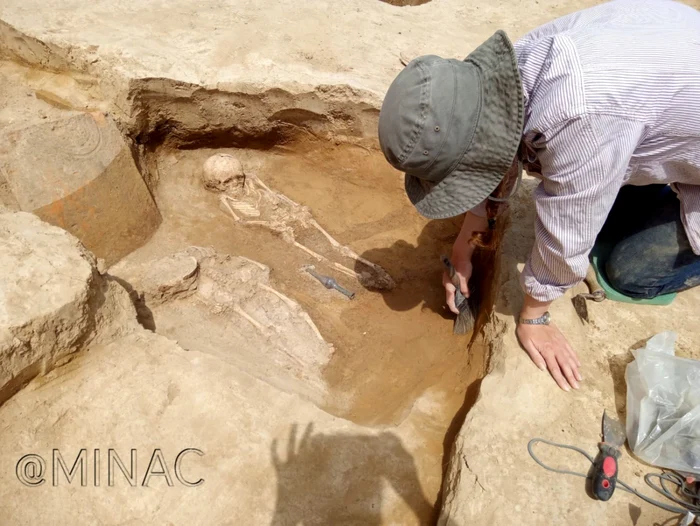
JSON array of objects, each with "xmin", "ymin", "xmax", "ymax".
[
  {"xmin": 591, "ymin": 411, "xmax": 626, "ymax": 501},
  {"xmin": 591, "ymin": 443, "xmax": 621, "ymax": 501}
]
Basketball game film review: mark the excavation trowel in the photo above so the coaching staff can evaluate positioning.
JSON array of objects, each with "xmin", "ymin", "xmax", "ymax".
[{"xmin": 572, "ymin": 264, "xmax": 606, "ymax": 323}]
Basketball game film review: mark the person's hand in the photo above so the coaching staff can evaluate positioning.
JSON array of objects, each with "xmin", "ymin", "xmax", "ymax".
[
  {"xmin": 443, "ymin": 247, "xmax": 472, "ymax": 314},
  {"xmin": 516, "ymin": 322, "xmax": 582, "ymax": 391},
  {"xmin": 445, "ymin": 210, "xmax": 487, "ymax": 314}
]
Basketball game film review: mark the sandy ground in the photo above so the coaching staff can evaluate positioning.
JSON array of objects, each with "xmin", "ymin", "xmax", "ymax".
[
  {"xmin": 1, "ymin": 0, "xmax": 616, "ymax": 97},
  {"xmin": 440, "ymin": 179, "xmax": 700, "ymax": 525}
]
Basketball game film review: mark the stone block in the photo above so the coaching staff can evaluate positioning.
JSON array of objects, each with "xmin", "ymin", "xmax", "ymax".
[
  {"xmin": 0, "ymin": 111, "xmax": 161, "ymax": 266},
  {"xmin": 0, "ymin": 212, "xmax": 96, "ymax": 405}
]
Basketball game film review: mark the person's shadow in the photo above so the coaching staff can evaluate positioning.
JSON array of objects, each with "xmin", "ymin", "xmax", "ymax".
[
  {"xmin": 269, "ymin": 423, "xmax": 434, "ymax": 525},
  {"xmin": 356, "ymin": 218, "xmax": 462, "ymax": 318}
]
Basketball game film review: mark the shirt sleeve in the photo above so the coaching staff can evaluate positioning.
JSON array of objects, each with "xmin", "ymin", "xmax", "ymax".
[
  {"xmin": 672, "ymin": 183, "xmax": 700, "ymax": 255},
  {"xmin": 521, "ymin": 114, "xmax": 646, "ymax": 301}
]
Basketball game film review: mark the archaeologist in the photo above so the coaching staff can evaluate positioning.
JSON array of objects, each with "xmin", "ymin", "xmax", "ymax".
[{"xmin": 377, "ymin": 0, "xmax": 700, "ymax": 392}]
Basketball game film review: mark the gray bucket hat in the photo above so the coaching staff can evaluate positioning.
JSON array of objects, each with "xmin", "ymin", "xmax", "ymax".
[{"xmin": 378, "ymin": 31, "xmax": 524, "ymax": 219}]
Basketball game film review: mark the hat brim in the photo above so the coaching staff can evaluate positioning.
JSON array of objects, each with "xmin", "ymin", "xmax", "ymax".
[
  {"xmin": 405, "ymin": 163, "xmax": 505, "ymax": 220},
  {"xmin": 405, "ymin": 31, "xmax": 524, "ymax": 219}
]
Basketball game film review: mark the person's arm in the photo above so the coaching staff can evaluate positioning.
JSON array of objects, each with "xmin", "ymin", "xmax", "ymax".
[
  {"xmin": 444, "ymin": 204, "xmax": 489, "ymax": 313},
  {"xmin": 518, "ymin": 114, "xmax": 645, "ymax": 391},
  {"xmin": 673, "ymin": 182, "xmax": 700, "ymax": 255}
]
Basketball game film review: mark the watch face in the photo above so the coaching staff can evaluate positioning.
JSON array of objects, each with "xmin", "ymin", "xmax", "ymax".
[{"xmin": 542, "ymin": 312, "xmax": 551, "ymax": 324}]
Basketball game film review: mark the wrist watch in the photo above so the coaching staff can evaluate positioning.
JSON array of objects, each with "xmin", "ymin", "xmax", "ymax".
[{"xmin": 519, "ymin": 311, "xmax": 551, "ymax": 326}]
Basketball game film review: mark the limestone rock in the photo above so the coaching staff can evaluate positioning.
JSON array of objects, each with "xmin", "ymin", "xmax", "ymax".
[
  {"xmin": 201, "ymin": 153, "xmax": 245, "ymax": 192},
  {"xmin": 0, "ymin": 110, "xmax": 161, "ymax": 266},
  {"xmin": 0, "ymin": 212, "xmax": 96, "ymax": 405},
  {"xmin": 127, "ymin": 252, "xmax": 200, "ymax": 305}
]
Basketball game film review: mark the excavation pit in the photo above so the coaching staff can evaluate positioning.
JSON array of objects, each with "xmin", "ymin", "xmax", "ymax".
[
  {"xmin": 108, "ymin": 137, "xmax": 498, "ymax": 522},
  {"xmin": 0, "ymin": 65, "xmax": 495, "ymax": 521},
  {"xmin": 130, "ymin": 141, "xmax": 490, "ymax": 420}
]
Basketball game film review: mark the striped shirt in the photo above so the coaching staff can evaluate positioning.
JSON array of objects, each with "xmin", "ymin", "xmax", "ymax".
[{"xmin": 510, "ymin": 0, "xmax": 700, "ymax": 302}]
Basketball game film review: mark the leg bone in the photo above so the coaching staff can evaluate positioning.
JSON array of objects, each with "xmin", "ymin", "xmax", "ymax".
[
  {"xmin": 299, "ymin": 311, "xmax": 325, "ymax": 342},
  {"xmin": 233, "ymin": 304, "xmax": 266, "ymax": 334},
  {"xmin": 259, "ymin": 283, "xmax": 297, "ymax": 309},
  {"xmin": 309, "ymin": 219, "xmax": 395, "ymax": 287}
]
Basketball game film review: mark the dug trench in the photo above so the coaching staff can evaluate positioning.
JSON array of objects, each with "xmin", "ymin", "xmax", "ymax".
[
  {"xmin": 122, "ymin": 89, "xmax": 506, "ymax": 509},
  {"xmin": 0, "ymin": 59, "xmax": 507, "ymax": 523},
  {"xmin": 124, "ymin": 77, "xmax": 503, "ymax": 415}
]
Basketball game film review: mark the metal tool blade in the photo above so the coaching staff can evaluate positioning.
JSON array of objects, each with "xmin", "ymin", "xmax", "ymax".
[
  {"xmin": 602, "ymin": 410, "xmax": 626, "ymax": 447},
  {"xmin": 680, "ymin": 512, "xmax": 695, "ymax": 526},
  {"xmin": 572, "ymin": 294, "xmax": 590, "ymax": 323}
]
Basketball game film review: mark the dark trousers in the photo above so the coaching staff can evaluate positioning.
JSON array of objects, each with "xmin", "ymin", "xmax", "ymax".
[{"xmin": 596, "ymin": 184, "xmax": 700, "ymax": 299}]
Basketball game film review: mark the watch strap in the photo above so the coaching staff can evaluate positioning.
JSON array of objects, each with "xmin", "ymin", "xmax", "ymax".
[{"xmin": 519, "ymin": 311, "xmax": 551, "ymax": 326}]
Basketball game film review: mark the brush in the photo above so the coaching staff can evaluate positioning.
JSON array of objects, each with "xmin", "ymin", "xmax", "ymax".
[{"xmin": 441, "ymin": 255, "xmax": 476, "ymax": 335}]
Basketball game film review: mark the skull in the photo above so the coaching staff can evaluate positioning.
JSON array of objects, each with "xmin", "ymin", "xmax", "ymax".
[{"xmin": 202, "ymin": 153, "xmax": 246, "ymax": 193}]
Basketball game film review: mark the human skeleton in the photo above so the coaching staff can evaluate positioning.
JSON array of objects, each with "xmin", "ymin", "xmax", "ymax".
[{"xmin": 219, "ymin": 172, "xmax": 395, "ymax": 290}]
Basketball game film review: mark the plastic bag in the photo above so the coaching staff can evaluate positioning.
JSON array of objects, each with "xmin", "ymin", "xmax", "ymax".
[{"xmin": 625, "ymin": 331, "xmax": 700, "ymax": 475}]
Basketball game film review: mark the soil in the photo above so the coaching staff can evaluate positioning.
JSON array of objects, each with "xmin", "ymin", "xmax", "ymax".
[{"xmin": 121, "ymin": 138, "xmax": 483, "ymax": 426}]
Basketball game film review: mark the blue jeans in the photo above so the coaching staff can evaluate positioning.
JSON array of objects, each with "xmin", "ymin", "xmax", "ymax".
[{"xmin": 597, "ymin": 185, "xmax": 700, "ymax": 299}]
